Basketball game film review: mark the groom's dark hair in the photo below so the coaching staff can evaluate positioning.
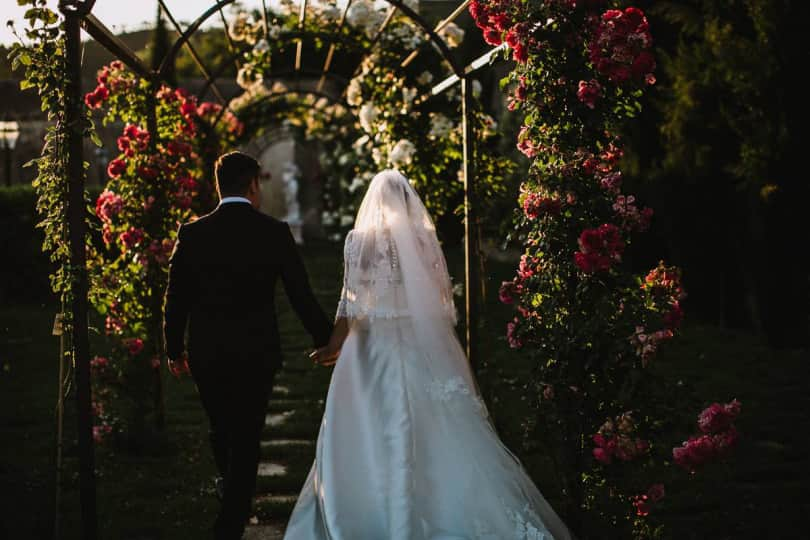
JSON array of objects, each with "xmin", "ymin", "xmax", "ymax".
[{"xmin": 215, "ymin": 151, "xmax": 260, "ymax": 196}]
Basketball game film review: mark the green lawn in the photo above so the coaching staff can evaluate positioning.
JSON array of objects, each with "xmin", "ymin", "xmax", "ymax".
[{"xmin": 1, "ymin": 242, "xmax": 807, "ymax": 539}]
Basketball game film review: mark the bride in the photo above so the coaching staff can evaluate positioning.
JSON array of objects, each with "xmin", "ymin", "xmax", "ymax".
[{"xmin": 283, "ymin": 170, "xmax": 570, "ymax": 539}]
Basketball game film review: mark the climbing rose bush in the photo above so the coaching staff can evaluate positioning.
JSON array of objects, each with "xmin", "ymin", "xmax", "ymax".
[
  {"xmin": 472, "ymin": 1, "xmax": 737, "ymax": 536},
  {"xmin": 674, "ymin": 400, "xmax": 742, "ymax": 473},
  {"xmin": 84, "ymin": 61, "xmax": 242, "ymax": 443}
]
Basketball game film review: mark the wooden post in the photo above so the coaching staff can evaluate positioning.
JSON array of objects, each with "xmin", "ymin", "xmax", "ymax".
[
  {"xmin": 64, "ymin": 11, "xmax": 98, "ymax": 540},
  {"xmin": 461, "ymin": 77, "xmax": 479, "ymax": 372},
  {"xmin": 53, "ymin": 313, "xmax": 65, "ymax": 540},
  {"xmin": 145, "ymin": 85, "xmax": 166, "ymax": 432}
]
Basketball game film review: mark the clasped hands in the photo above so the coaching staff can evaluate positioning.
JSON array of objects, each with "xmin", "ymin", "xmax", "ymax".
[{"xmin": 309, "ymin": 345, "xmax": 340, "ymax": 367}]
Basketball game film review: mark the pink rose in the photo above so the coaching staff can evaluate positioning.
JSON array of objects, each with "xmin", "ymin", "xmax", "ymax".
[
  {"xmin": 506, "ymin": 319, "xmax": 523, "ymax": 349},
  {"xmin": 593, "ymin": 447, "xmax": 612, "ymax": 465},
  {"xmin": 499, "ymin": 281, "xmax": 518, "ymax": 304},
  {"xmin": 698, "ymin": 401, "xmax": 739, "ymax": 434},
  {"xmin": 632, "ymin": 495, "xmax": 650, "ymax": 516},
  {"xmin": 576, "ymin": 79, "xmax": 601, "ymax": 109},
  {"xmin": 125, "ymin": 337, "xmax": 144, "ymax": 356}
]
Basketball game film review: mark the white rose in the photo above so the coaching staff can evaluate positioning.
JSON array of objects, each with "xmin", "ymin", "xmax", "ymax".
[
  {"xmin": 353, "ymin": 134, "xmax": 370, "ymax": 152},
  {"xmin": 401, "ymin": 87, "xmax": 418, "ymax": 113},
  {"xmin": 346, "ymin": 1, "xmax": 372, "ymax": 29},
  {"xmin": 236, "ymin": 65, "xmax": 261, "ymax": 90},
  {"xmin": 389, "ymin": 139, "xmax": 416, "ymax": 168},
  {"xmin": 428, "ymin": 113, "xmax": 454, "ymax": 140},
  {"xmin": 439, "ymin": 22, "xmax": 465, "ymax": 48},
  {"xmin": 371, "ymin": 146, "xmax": 385, "ymax": 166},
  {"xmin": 481, "ymin": 114, "xmax": 499, "ymax": 138},
  {"xmin": 348, "ymin": 176, "xmax": 365, "ymax": 193},
  {"xmin": 320, "ymin": 5, "xmax": 341, "ymax": 21},
  {"xmin": 228, "ymin": 12, "xmax": 251, "ymax": 42},
  {"xmin": 253, "ymin": 38, "xmax": 269, "ymax": 53},
  {"xmin": 268, "ymin": 24, "xmax": 282, "ymax": 40},
  {"xmin": 347, "ymin": 78, "xmax": 363, "ymax": 107},
  {"xmin": 229, "ymin": 92, "xmax": 250, "ymax": 111},
  {"xmin": 417, "ymin": 71, "xmax": 434, "ymax": 86},
  {"xmin": 321, "ymin": 211, "xmax": 337, "ymax": 226},
  {"xmin": 359, "ymin": 102, "xmax": 379, "ymax": 134}
]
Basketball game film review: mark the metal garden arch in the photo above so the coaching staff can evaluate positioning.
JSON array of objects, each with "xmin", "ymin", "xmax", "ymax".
[{"xmin": 56, "ymin": 1, "xmax": 506, "ymax": 536}]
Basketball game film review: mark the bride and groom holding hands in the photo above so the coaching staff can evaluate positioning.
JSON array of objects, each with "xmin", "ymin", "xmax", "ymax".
[{"xmin": 163, "ymin": 151, "xmax": 571, "ymax": 540}]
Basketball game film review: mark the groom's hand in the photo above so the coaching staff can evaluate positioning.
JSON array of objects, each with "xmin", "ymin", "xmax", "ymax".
[{"xmin": 309, "ymin": 347, "xmax": 339, "ymax": 367}]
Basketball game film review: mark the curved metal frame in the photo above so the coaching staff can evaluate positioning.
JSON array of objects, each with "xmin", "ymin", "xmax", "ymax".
[
  {"xmin": 157, "ymin": 0, "xmax": 464, "ymax": 80},
  {"xmin": 57, "ymin": 4, "xmax": 487, "ymax": 537},
  {"xmin": 235, "ymin": 88, "xmax": 348, "ymax": 118},
  {"xmin": 196, "ymin": 33, "xmax": 361, "ymax": 101}
]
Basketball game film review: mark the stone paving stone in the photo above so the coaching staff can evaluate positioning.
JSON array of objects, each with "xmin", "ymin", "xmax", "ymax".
[
  {"xmin": 265, "ymin": 410, "xmax": 295, "ymax": 427},
  {"xmin": 257, "ymin": 462, "xmax": 288, "ymax": 477}
]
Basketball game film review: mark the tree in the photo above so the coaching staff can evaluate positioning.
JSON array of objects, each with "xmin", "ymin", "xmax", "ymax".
[{"xmin": 637, "ymin": 0, "xmax": 808, "ymax": 347}]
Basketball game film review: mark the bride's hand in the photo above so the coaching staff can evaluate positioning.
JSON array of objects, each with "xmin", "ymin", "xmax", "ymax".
[{"xmin": 309, "ymin": 346, "xmax": 340, "ymax": 366}]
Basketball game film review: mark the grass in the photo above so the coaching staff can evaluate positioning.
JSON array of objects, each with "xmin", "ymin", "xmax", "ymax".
[{"xmin": 1, "ymin": 241, "xmax": 807, "ymax": 539}]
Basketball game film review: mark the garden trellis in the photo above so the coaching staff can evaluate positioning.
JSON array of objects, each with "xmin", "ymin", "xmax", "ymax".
[{"xmin": 56, "ymin": 0, "xmax": 502, "ymax": 536}]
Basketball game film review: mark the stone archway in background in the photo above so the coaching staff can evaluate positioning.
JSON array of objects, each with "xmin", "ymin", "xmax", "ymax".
[{"xmin": 241, "ymin": 125, "xmax": 327, "ymax": 240}]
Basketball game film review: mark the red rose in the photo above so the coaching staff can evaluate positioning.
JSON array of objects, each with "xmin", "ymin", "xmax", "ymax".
[
  {"xmin": 116, "ymin": 136, "xmax": 131, "ymax": 153},
  {"xmin": 119, "ymin": 227, "xmax": 144, "ymax": 251},
  {"xmin": 107, "ymin": 158, "xmax": 127, "ymax": 178},
  {"xmin": 632, "ymin": 51, "xmax": 656, "ymax": 77},
  {"xmin": 84, "ymin": 85, "xmax": 108, "ymax": 109},
  {"xmin": 137, "ymin": 165, "xmax": 159, "ymax": 180},
  {"xmin": 97, "ymin": 67, "xmax": 109, "ymax": 86},
  {"xmin": 483, "ymin": 29, "xmax": 502, "ymax": 46},
  {"xmin": 468, "ymin": 1, "xmax": 487, "ymax": 24},
  {"xmin": 512, "ymin": 43, "xmax": 529, "ymax": 64},
  {"xmin": 505, "ymin": 28, "xmax": 522, "ymax": 50},
  {"xmin": 491, "ymin": 13, "xmax": 511, "ymax": 32},
  {"xmin": 125, "ymin": 337, "xmax": 144, "ymax": 356},
  {"xmin": 123, "ymin": 124, "xmax": 140, "ymax": 139},
  {"xmin": 166, "ymin": 141, "xmax": 192, "ymax": 156},
  {"xmin": 593, "ymin": 447, "xmax": 612, "ymax": 465},
  {"xmin": 632, "ymin": 495, "xmax": 650, "ymax": 516},
  {"xmin": 180, "ymin": 101, "xmax": 197, "ymax": 118},
  {"xmin": 197, "ymin": 102, "xmax": 222, "ymax": 117}
]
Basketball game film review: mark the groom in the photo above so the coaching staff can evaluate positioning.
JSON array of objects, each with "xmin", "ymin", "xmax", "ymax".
[{"xmin": 163, "ymin": 151, "xmax": 333, "ymax": 539}]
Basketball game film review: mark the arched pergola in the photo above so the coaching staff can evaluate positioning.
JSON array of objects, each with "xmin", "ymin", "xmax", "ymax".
[{"xmin": 56, "ymin": 1, "xmax": 506, "ymax": 535}]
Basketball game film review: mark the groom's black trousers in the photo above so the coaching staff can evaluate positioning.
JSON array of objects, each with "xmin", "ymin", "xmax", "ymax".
[{"xmin": 190, "ymin": 344, "xmax": 276, "ymax": 540}]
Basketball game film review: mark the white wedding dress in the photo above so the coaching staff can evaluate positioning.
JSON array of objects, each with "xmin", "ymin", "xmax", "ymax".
[{"xmin": 283, "ymin": 171, "xmax": 570, "ymax": 540}]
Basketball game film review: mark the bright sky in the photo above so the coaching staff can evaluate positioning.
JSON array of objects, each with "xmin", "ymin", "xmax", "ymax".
[{"xmin": 1, "ymin": 1, "xmax": 307, "ymax": 46}]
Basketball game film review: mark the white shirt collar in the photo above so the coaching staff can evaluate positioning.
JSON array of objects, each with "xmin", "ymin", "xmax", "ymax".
[{"xmin": 218, "ymin": 196, "xmax": 251, "ymax": 206}]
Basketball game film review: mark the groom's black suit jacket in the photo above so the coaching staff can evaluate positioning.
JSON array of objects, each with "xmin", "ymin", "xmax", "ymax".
[{"xmin": 163, "ymin": 201, "xmax": 333, "ymax": 376}]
